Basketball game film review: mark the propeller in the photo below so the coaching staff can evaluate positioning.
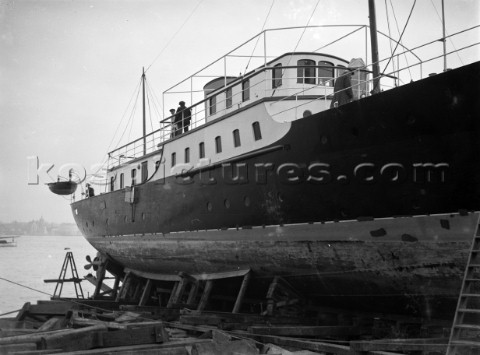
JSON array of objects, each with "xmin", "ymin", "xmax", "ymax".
[{"xmin": 84, "ymin": 254, "xmax": 102, "ymax": 271}]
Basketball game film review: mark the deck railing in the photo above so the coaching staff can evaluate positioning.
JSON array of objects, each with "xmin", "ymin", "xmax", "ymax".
[{"xmin": 107, "ymin": 25, "xmax": 480, "ymax": 170}]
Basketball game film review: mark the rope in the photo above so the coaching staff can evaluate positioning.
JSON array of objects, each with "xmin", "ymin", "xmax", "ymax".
[
  {"xmin": 145, "ymin": 0, "xmax": 204, "ymax": 73},
  {"xmin": 242, "ymin": 0, "xmax": 276, "ymax": 76},
  {"xmin": 384, "ymin": 0, "xmax": 395, "ymax": 74},
  {"xmin": 285, "ymin": 0, "xmax": 322, "ymax": 68},
  {"xmin": 381, "ymin": 0, "xmax": 417, "ymax": 79},
  {"xmin": 388, "ymin": 0, "xmax": 412, "ymax": 80},
  {"xmin": 0, "ymin": 276, "xmax": 52, "ymax": 297}
]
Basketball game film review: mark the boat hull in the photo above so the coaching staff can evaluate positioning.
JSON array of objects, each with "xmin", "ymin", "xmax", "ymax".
[
  {"xmin": 71, "ymin": 61, "xmax": 480, "ymax": 318},
  {"xmin": 84, "ymin": 212, "xmax": 477, "ymax": 318}
]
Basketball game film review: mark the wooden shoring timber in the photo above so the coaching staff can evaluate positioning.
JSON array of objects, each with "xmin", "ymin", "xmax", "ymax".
[
  {"xmin": 232, "ymin": 271, "xmax": 250, "ymax": 313},
  {"xmin": 139, "ymin": 279, "xmax": 153, "ymax": 306},
  {"xmin": 197, "ymin": 280, "xmax": 213, "ymax": 312},
  {"xmin": 115, "ymin": 271, "xmax": 132, "ymax": 302},
  {"xmin": 264, "ymin": 275, "xmax": 302, "ymax": 316}
]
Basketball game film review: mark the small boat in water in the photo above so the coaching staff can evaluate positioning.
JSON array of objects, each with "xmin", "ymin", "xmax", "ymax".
[{"xmin": 0, "ymin": 236, "xmax": 18, "ymax": 247}]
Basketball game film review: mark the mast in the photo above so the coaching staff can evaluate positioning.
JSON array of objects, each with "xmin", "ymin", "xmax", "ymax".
[
  {"xmin": 142, "ymin": 67, "xmax": 146, "ymax": 156},
  {"xmin": 441, "ymin": 0, "xmax": 447, "ymax": 71},
  {"xmin": 368, "ymin": 0, "xmax": 381, "ymax": 94}
]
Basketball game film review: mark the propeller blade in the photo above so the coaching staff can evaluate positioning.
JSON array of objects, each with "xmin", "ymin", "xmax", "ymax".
[{"xmin": 84, "ymin": 264, "xmax": 92, "ymax": 270}]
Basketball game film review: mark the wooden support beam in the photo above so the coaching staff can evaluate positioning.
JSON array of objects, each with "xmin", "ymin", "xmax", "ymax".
[
  {"xmin": 139, "ymin": 279, "xmax": 153, "ymax": 306},
  {"xmin": 248, "ymin": 325, "xmax": 369, "ymax": 337},
  {"xmin": 115, "ymin": 271, "xmax": 131, "ymax": 302},
  {"xmin": 266, "ymin": 276, "xmax": 279, "ymax": 316},
  {"xmin": 40, "ymin": 324, "xmax": 108, "ymax": 351},
  {"xmin": 186, "ymin": 281, "xmax": 199, "ymax": 307},
  {"xmin": 232, "ymin": 271, "xmax": 250, "ymax": 314},
  {"xmin": 197, "ymin": 280, "xmax": 213, "ymax": 311}
]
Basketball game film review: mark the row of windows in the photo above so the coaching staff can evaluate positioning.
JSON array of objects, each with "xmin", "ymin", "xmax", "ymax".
[
  {"xmin": 110, "ymin": 120, "xmax": 264, "ymax": 191},
  {"xmin": 208, "ymin": 60, "xmax": 345, "ymax": 115},
  {"xmin": 172, "ymin": 121, "xmax": 262, "ymax": 167},
  {"xmin": 296, "ymin": 60, "xmax": 346, "ymax": 86},
  {"xmin": 209, "ymin": 81, "xmax": 249, "ymax": 115}
]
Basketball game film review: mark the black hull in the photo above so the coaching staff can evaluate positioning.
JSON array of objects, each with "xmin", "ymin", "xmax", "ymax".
[{"xmin": 72, "ymin": 61, "xmax": 480, "ymax": 318}]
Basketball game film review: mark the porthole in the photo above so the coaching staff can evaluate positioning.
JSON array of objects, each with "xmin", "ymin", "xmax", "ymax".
[
  {"xmin": 207, "ymin": 202, "xmax": 213, "ymax": 212},
  {"xmin": 244, "ymin": 196, "xmax": 250, "ymax": 207},
  {"xmin": 75, "ymin": 209, "xmax": 78, "ymax": 215},
  {"xmin": 224, "ymin": 199, "xmax": 230, "ymax": 209},
  {"xmin": 277, "ymin": 193, "xmax": 284, "ymax": 202}
]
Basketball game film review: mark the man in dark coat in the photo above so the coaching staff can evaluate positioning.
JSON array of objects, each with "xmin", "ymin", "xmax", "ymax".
[
  {"xmin": 330, "ymin": 69, "xmax": 354, "ymax": 108},
  {"xmin": 175, "ymin": 101, "xmax": 192, "ymax": 135}
]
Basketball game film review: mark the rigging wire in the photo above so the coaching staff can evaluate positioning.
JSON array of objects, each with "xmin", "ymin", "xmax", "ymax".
[
  {"xmin": 384, "ymin": 0, "xmax": 396, "ymax": 74},
  {"xmin": 285, "ymin": 0, "xmax": 322, "ymax": 68},
  {"xmin": 429, "ymin": 0, "xmax": 464, "ymax": 66},
  {"xmin": 145, "ymin": 0, "xmax": 204, "ymax": 73},
  {"xmin": 381, "ymin": 0, "xmax": 417, "ymax": 78},
  {"xmin": 388, "ymin": 0, "xmax": 412, "ymax": 79},
  {"xmin": 242, "ymin": 0, "xmax": 276, "ymax": 76},
  {"xmin": 88, "ymin": 77, "xmax": 143, "ymax": 182}
]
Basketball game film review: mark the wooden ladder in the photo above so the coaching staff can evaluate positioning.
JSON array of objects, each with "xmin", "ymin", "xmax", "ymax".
[{"xmin": 446, "ymin": 216, "xmax": 480, "ymax": 355}]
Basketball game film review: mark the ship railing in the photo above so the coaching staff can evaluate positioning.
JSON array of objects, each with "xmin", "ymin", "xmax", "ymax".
[{"xmin": 107, "ymin": 25, "xmax": 479, "ymax": 170}]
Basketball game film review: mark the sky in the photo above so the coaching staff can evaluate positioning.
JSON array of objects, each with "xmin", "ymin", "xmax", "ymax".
[{"xmin": 0, "ymin": 0, "xmax": 479, "ymax": 224}]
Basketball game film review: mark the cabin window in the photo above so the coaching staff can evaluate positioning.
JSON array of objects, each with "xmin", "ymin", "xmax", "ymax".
[
  {"xmin": 318, "ymin": 61, "xmax": 334, "ymax": 86},
  {"xmin": 252, "ymin": 121, "xmax": 262, "ymax": 141},
  {"xmin": 131, "ymin": 169, "xmax": 136, "ymax": 186},
  {"xmin": 242, "ymin": 79, "xmax": 250, "ymax": 102},
  {"xmin": 141, "ymin": 161, "xmax": 148, "ymax": 182},
  {"xmin": 120, "ymin": 173, "xmax": 124, "ymax": 189},
  {"xmin": 233, "ymin": 129, "xmax": 241, "ymax": 147},
  {"xmin": 226, "ymin": 87, "xmax": 232, "ymax": 108},
  {"xmin": 110, "ymin": 176, "xmax": 115, "ymax": 192},
  {"xmin": 171, "ymin": 152, "xmax": 176, "ymax": 167},
  {"xmin": 209, "ymin": 96, "xmax": 216, "ymax": 115},
  {"xmin": 199, "ymin": 142, "xmax": 205, "ymax": 159},
  {"xmin": 272, "ymin": 63, "xmax": 282, "ymax": 89},
  {"xmin": 297, "ymin": 59, "xmax": 316, "ymax": 84},
  {"xmin": 185, "ymin": 147, "xmax": 190, "ymax": 163},
  {"xmin": 215, "ymin": 136, "xmax": 222, "ymax": 153}
]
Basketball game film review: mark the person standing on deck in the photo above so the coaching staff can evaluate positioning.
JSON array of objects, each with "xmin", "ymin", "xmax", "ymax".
[
  {"xmin": 169, "ymin": 108, "xmax": 176, "ymax": 138},
  {"xmin": 330, "ymin": 67, "xmax": 354, "ymax": 108},
  {"xmin": 175, "ymin": 101, "xmax": 192, "ymax": 134}
]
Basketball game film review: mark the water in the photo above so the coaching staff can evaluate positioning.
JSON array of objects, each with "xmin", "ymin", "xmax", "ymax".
[{"xmin": 0, "ymin": 235, "xmax": 98, "ymax": 317}]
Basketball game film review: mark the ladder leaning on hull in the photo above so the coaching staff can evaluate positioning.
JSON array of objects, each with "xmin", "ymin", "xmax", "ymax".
[{"xmin": 447, "ymin": 215, "xmax": 480, "ymax": 355}]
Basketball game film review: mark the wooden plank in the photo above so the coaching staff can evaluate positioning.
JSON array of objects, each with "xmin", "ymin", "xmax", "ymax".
[
  {"xmin": 349, "ymin": 338, "xmax": 448, "ymax": 354},
  {"xmin": 40, "ymin": 324, "xmax": 107, "ymax": 351},
  {"xmin": 197, "ymin": 280, "xmax": 213, "ymax": 311},
  {"xmin": 116, "ymin": 271, "xmax": 132, "ymax": 302},
  {"xmin": 100, "ymin": 325, "xmax": 168, "ymax": 348},
  {"xmin": 139, "ymin": 279, "xmax": 153, "ymax": 306},
  {"xmin": 232, "ymin": 271, "xmax": 250, "ymax": 314},
  {"xmin": 0, "ymin": 329, "xmax": 72, "ymax": 346},
  {"xmin": 49, "ymin": 338, "xmax": 211, "ymax": 354},
  {"xmin": 238, "ymin": 332, "xmax": 351, "ymax": 355},
  {"xmin": 0, "ymin": 342, "xmax": 37, "ymax": 354},
  {"xmin": 249, "ymin": 325, "xmax": 368, "ymax": 337},
  {"xmin": 84, "ymin": 275, "xmax": 112, "ymax": 293}
]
